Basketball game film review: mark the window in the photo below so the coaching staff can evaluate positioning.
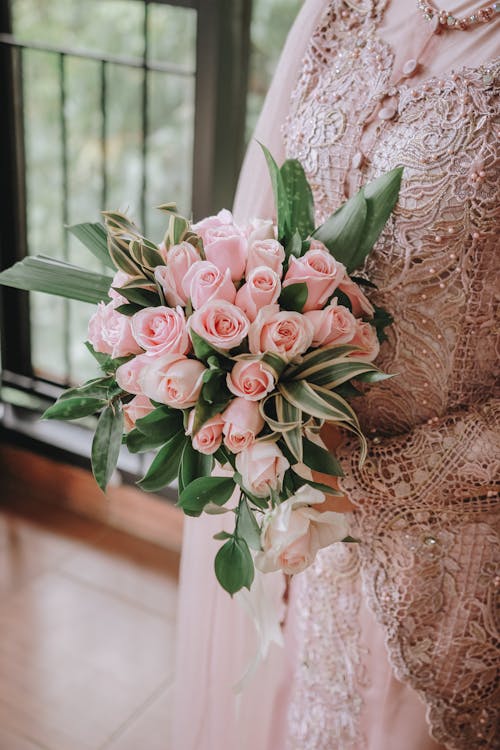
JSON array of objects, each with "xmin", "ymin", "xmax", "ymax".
[{"xmin": 0, "ymin": 0, "xmax": 301, "ymax": 466}]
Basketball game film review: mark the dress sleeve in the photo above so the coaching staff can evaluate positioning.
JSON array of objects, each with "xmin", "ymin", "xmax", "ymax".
[{"xmin": 336, "ymin": 398, "xmax": 500, "ymax": 749}]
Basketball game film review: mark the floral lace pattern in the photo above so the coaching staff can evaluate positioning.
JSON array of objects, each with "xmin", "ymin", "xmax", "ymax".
[{"xmin": 283, "ymin": 1, "xmax": 500, "ymax": 748}]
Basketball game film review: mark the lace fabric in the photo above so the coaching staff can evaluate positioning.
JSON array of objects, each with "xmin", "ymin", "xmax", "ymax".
[{"xmin": 282, "ymin": 1, "xmax": 500, "ymax": 748}]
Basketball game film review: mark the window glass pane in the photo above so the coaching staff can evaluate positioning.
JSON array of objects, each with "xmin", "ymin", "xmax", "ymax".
[{"xmin": 12, "ymin": 0, "xmax": 196, "ymax": 384}]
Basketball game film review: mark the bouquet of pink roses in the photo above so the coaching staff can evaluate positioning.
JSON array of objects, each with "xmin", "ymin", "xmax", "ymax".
[{"xmin": 0, "ymin": 146, "xmax": 402, "ymax": 594}]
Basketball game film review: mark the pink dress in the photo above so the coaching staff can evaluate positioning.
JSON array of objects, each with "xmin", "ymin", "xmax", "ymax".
[{"xmin": 171, "ymin": 2, "xmax": 500, "ymax": 749}]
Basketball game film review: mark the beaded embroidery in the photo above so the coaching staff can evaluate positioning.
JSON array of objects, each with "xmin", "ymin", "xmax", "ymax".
[{"xmin": 282, "ymin": 1, "xmax": 500, "ymax": 748}]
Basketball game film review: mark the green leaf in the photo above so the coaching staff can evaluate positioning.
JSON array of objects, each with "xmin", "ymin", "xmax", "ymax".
[
  {"xmin": 177, "ymin": 475, "xmax": 236, "ymax": 517},
  {"xmin": 342, "ymin": 535, "xmax": 360, "ymax": 543},
  {"xmin": 261, "ymin": 352, "xmax": 287, "ymax": 379},
  {"xmin": 285, "ymin": 343, "xmax": 359, "ymax": 378},
  {"xmin": 302, "ymin": 436, "xmax": 344, "ymax": 477},
  {"xmin": 126, "ymin": 428, "xmax": 168, "ymax": 454},
  {"xmin": 58, "ymin": 376, "xmax": 120, "ymax": 401},
  {"xmin": 313, "ymin": 190, "xmax": 367, "ymax": 270},
  {"xmin": 91, "ymin": 404, "xmax": 124, "ymax": 491},
  {"xmin": 351, "ymin": 166, "xmax": 403, "ymax": 269},
  {"xmin": 67, "ymin": 222, "xmax": 115, "ymax": 270},
  {"xmin": 135, "ymin": 405, "xmax": 183, "ymax": 440},
  {"xmin": 43, "ymin": 396, "xmax": 106, "ymax": 420},
  {"xmin": 213, "ymin": 531, "xmax": 233, "ymax": 541},
  {"xmin": 137, "ymin": 431, "xmax": 187, "ymax": 492},
  {"xmin": 237, "ymin": 496, "xmax": 262, "ymax": 551},
  {"xmin": 189, "ymin": 328, "xmax": 229, "ymax": 364},
  {"xmin": 192, "ymin": 376, "xmax": 231, "ymax": 436},
  {"xmin": 355, "ymin": 370, "xmax": 394, "ymax": 384},
  {"xmin": 115, "ymin": 303, "xmax": 142, "ymax": 317},
  {"xmin": 259, "ymin": 142, "xmax": 289, "ymax": 242},
  {"xmin": 214, "ymin": 537, "xmax": 254, "ymax": 595},
  {"xmin": 280, "ymin": 159, "xmax": 315, "ymax": 240},
  {"xmin": 84, "ymin": 342, "xmax": 134, "ymax": 374},
  {"xmin": 295, "ymin": 356, "xmax": 382, "ymax": 390},
  {"xmin": 202, "ymin": 368, "xmax": 230, "ymax": 405},
  {"xmin": 114, "ymin": 286, "xmax": 159, "ymax": 307},
  {"xmin": 0, "ymin": 256, "xmax": 113, "ymax": 304},
  {"xmin": 279, "ymin": 380, "xmax": 358, "ymax": 424},
  {"xmin": 285, "ymin": 229, "xmax": 303, "ymax": 260},
  {"xmin": 371, "ymin": 304, "xmax": 394, "ymax": 343},
  {"xmin": 178, "ymin": 441, "xmax": 214, "ymax": 494},
  {"xmin": 279, "ymin": 282, "xmax": 308, "ymax": 313},
  {"xmin": 276, "ymin": 396, "xmax": 303, "ymax": 462}
]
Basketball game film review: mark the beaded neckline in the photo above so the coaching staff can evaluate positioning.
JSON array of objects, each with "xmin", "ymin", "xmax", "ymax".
[{"xmin": 416, "ymin": 0, "xmax": 500, "ymax": 30}]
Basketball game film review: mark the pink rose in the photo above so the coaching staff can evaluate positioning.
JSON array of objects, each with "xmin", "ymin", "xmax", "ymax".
[
  {"xmin": 131, "ymin": 306, "xmax": 190, "ymax": 356},
  {"xmin": 244, "ymin": 218, "xmax": 275, "ymax": 246},
  {"xmin": 189, "ymin": 300, "xmax": 249, "ymax": 351},
  {"xmin": 182, "ymin": 260, "xmax": 236, "ymax": 309},
  {"xmin": 337, "ymin": 276, "xmax": 375, "ymax": 318},
  {"xmin": 186, "ymin": 410, "xmax": 224, "ymax": 455},
  {"xmin": 227, "ymin": 359, "xmax": 275, "ymax": 401},
  {"xmin": 194, "ymin": 210, "xmax": 247, "ymax": 281},
  {"xmin": 140, "ymin": 354, "xmax": 205, "ymax": 408},
  {"xmin": 235, "ymin": 442, "xmax": 289, "ymax": 498},
  {"xmin": 304, "ymin": 299, "xmax": 358, "ymax": 347},
  {"xmin": 192, "ymin": 208, "xmax": 234, "ymax": 241},
  {"xmin": 123, "ymin": 394, "xmax": 154, "ymax": 433},
  {"xmin": 282, "ymin": 248, "xmax": 346, "ymax": 311},
  {"xmin": 88, "ymin": 302, "xmax": 142, "ymax": 359},
  {"xmin": 155, "ymin": 241, "xmax": 201, "ymax": 306},
  {"xmin": 349, "ymin": 320, "xmax": 380, "ymax": 362},
  {"xmin": 246, "ymin": 239, "xmax": 285, "ymax": 277},
  {"xmin": 235, "ymin": 266, "xmax": 281, "ymax": 322},
  {"xmin": 255, "ymin": 486, "xmax": 350, "ymax": 575},
  {"xmin": 221, "ymin": 398, "xmax": 265, "ymax": 453},
  {"xmin": 115, "ymin": 353, "xmax": 150, "ymax": 394},
  {"xmin": 109, "ymin": 270, "xmax": 132, "ymax": 306},
  {"xmin": 248, "ymin": 304, "xmax": 314, "ymax": 362}
]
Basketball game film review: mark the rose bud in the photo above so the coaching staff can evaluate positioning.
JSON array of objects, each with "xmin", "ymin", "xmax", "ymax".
[
  {"xmin": 189, "ymin": 300, "xmax": 250, "ymax": 350},
  {"xmin": 221, "ymin": 398, "xmax": 265, "ymax": 453},
  {"xmin": 248, "ymin": 304, "xmax": 314, "ymax": 362},
  {"xmin": 140, "ymin": 353, "xmax": 206, "ymax": 408},
  {"xmin": 282, "ymin": 247, "xmax": 346, "ymax": 311},
  {"xmin": 235, "ymin": 442, "xmax": 289, "ymax": 498},
  {"xmin": 235, "ymin": 266, "xmax": 281, "ymax": 322}
]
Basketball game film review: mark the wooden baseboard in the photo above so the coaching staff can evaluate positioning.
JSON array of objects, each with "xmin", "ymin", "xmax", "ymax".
[{"xmin": 0, "ymin": 444, "xmax": 184, "ymax": 552}]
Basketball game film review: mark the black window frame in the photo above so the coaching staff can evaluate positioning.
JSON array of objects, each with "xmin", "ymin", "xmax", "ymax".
[{"xmin": 0, "ymin": 0, "xmax": 252, "ymax": 475}]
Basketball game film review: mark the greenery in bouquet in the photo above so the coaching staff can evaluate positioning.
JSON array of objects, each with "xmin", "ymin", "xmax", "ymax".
[{"xmin": 0, "ymin": 145, "xmax": 402, "ymax": 594}]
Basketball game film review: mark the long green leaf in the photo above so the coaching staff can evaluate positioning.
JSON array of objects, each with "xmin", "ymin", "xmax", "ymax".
[
  {"xmin": 285, "ymin": 344, "xmax": 358, "ymax": 378},
  {"xmin": 280, "ymin": 159, "xmax": 315, "ymax": 240},
  {"xmin": 0, "ymin": 256, "xmax": 113, "ymax": 304},
  {"xmin": 215, "ymin": 537, "xmax": 254, "ymax": 595},
  {"xmin": 67, "ymin": 222, "xmax": 115, "ymax": 270},
  {"xmin": 351, "ymin": 166, "xmax": 403, "ymax": 269},
  {"xmin": 137, "ymin": 431, "xmax": 187, "ymax": 492},
  {"xmin": 278, "ymin": 380, "xmax": 357, "ymax": 424},
  {"xmin": 302, "ymin": 436, "xmax": 344, "ymax": 477},
  {"xmin": 276, "ymin": 396, "xmax": 303, "ymax": 462},
  {"xmin": 295, "ymin": 357, "xmax": 381, "ymax": 389},
  {"xmin": 91, "ymin": 404, "xmax": 124, "ymax": 491},
  {"xmin": 259, "ymin": 142, "xmax": 289, "ymax": 241},
  {"xmin": 313, "ymin": 190, "xmax": 367, "ymax": 269}
]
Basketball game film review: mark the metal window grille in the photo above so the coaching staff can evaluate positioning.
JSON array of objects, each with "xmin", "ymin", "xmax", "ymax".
[
  {"xmin": 0, "ymin": 0, "xmax": 251, "ymax": 388},
  {"xmin": 0, "ymin": 0, "xmax": 252, "ymax": 473}
]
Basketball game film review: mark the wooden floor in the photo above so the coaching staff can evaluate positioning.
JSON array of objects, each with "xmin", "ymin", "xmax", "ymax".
[{"xmin": 0, "ymin": 492, "xmax": 179, "ymax": 750}]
